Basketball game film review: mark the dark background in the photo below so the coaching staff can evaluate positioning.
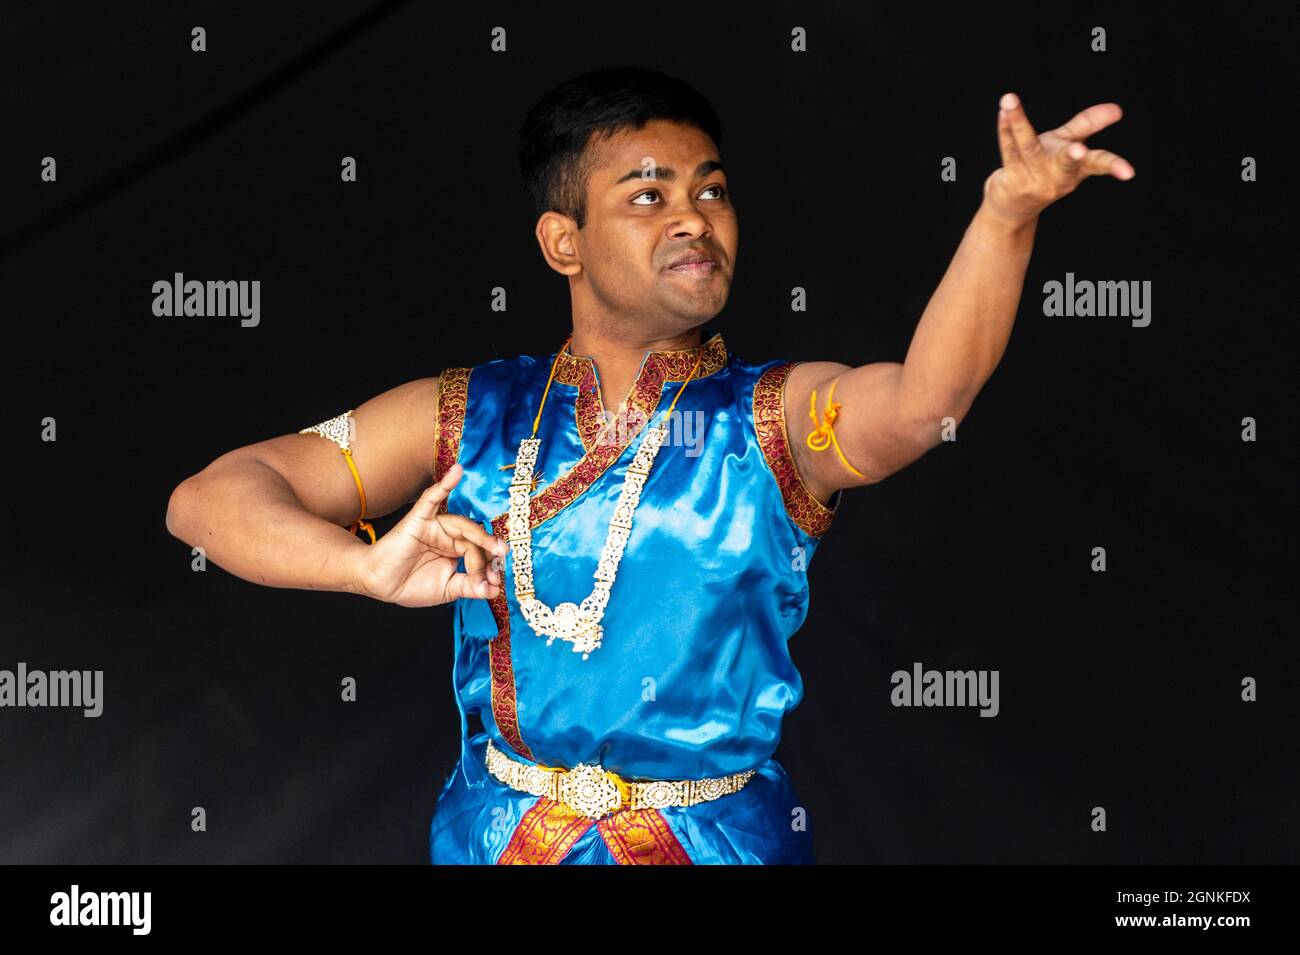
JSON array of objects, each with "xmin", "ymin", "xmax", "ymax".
[{"xmin": 2, "ymin": 2, "xmax": 1295, "ymax": 864}]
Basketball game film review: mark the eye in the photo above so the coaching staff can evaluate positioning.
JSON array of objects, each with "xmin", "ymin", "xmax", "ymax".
[{"xmin": 630, "ymin": 184, "xmax": 728, "ymax": 205}]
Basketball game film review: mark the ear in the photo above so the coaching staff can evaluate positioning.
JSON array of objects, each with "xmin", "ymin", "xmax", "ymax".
[{"xmin": 534, "ymin": 211, "xmax": 582, "ymax": 276}]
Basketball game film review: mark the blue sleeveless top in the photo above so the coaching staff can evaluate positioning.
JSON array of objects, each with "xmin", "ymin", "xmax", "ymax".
[{"xmin": 427, "ymin": 329, "xmax": 843, "ymax": 864}]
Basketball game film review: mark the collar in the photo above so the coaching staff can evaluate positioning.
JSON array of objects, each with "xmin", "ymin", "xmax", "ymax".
[
  {"xmin": 553, "ymin": 331, "xmax": 729, "ymax": 387},
  {"xmin": 548, "ymin": 330, "xmax": 729, "ymax": 454}
]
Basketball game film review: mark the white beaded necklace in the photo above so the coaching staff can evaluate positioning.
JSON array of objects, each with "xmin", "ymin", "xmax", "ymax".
[{"xmin": 505, "ymin": 335, "xmax": 704, "ymax": 659}]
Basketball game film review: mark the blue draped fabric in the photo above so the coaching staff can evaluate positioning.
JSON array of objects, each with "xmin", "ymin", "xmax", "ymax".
[{"xmin": 426, "ymin": 329, "xmax": 840, "ymax": 864}]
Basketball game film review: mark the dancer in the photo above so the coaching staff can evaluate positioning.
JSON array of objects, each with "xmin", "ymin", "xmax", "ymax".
[{"xmin": 166, "ymin": 67, "xmax": 1132, "ymax": 863}]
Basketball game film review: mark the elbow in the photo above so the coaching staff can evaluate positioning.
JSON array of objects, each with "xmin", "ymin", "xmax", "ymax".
[{"xmin": 165, "ymin": 478, "xmax": 198, "ymax": 541}]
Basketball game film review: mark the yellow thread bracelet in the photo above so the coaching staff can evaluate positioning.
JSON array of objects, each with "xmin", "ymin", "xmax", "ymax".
[
  {"xmin": 806, "ymin": 375, "xmax": 866, "ymax": 479},
  {"xmin": 339, "ymin": 446, "xmax": 376, "ymax": 544}
]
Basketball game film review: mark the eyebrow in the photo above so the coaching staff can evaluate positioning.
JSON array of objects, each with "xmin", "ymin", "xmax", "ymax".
[{"xmin": 612, "ymin": 159, "xmax": 724, "ymax": 187}]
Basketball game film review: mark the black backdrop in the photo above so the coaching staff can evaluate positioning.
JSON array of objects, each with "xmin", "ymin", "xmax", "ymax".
[{"xmin": 2, "ymin": 1, "xmax": 1295, "ymax": 864}]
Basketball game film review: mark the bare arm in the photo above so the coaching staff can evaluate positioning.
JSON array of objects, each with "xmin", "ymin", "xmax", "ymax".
[
  {"xmin": 165, "ymin": 377, "xmax": 505, "ymax": 604},
  {"xmin": 786, "ymin": 94, "xmax": 1136, "ymax": 503},
  {"xmin": 785, "ymin": 205, "xmax": 1035, "ymax": 500}
]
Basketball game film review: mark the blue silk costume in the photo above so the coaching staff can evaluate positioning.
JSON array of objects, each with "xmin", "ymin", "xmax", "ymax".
[{"xmin": 425, "ymin": 330, "xmax": 842, "ymax": 864}]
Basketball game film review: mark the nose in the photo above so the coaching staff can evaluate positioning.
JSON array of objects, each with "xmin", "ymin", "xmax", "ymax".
[{"xmin": 664, "ymin": 200, "xmax": 712, "ymax": 241}]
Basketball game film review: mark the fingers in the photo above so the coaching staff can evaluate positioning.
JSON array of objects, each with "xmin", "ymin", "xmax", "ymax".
[
  {"xmin": 409, "ymin": 461, "xmax": 462, "ymax": 522},
  {"xmin": 1080, "ymin": 147, "xmax": 1135, "ymax": 180},
  {"xmin": 407, "ymin": 466, "xmax": 507, "ymax": 555},
  {"xmin": 999, "ymin": 92, "xmax": 1043, "ymax": 163},
  {"xmin": 443, "ymin": 569, "xmax": 501, "ymax": 602},
  {"xmin": 424, "ymin": 515, "xmax": 501, "ymax": 599},
  {"xmin": 996, "ymin": 106, "xmax": 1022, "ymax": 169},
  {"xmin": 1054, "ymin": 140, "xmax": 1087, "ymax": 176},
  {"xmin": 1052, "ymin": 102, "xmax": 1123, "ymax": 142},
  {"xmin": 458, "ymin": 542, "xmax": 496, "ymax": 596},
  {"xmin": 436, "ymin": 510, "xmax": 508, "ymax": 563}
]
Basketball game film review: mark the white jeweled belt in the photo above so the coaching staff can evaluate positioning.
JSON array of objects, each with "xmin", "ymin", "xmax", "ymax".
[{"xmin": 485, "ymin": 738, "xmax": 757, "ymax": 820}]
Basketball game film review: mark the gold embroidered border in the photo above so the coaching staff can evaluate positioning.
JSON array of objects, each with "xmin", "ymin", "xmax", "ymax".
[
  {"xmin": 496, "ymin": 797, "xmax": 595, "ymax": 864},
  {"xmin": 488, "ymin": 511, "xmax": 534, "ymax": 761},
  {"xmin": 552, "ymin": 332, "xmax": 729, "ymax": 454},
  {"xmin": 489, "ymin": 357, "xmax": 670, "ymax": 533},
  {"xmin": 597, "ymin": 808, "xmax": 693, "ymax": 864},
  {"xmin": 432, "ymin": 367, "xmax": 470, "ymax": 516},
  {"xmin": 496, "ymin": 798, "xmax": 692, "ymax": 864},
  {"xmin": 753, "ymin": 361, "xmax": 837, "ymax": 538}
]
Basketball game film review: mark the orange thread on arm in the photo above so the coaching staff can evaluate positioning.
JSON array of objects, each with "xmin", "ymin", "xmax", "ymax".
[{"xmin": 806, "ymin": 375, "xmax": 866, "ymax": 479}]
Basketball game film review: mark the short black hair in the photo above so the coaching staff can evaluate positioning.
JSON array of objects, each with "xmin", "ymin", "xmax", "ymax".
[{"xmin": 518, "ymin": 66, "xmax": 724, "ymax": 229}]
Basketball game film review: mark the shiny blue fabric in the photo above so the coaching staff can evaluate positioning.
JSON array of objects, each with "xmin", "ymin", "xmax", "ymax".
[{"xmin": 428, "ymin": 331, "xmax": 837, "ymax": 864}]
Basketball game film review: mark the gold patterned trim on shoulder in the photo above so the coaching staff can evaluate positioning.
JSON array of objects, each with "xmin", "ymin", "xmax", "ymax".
[
  {"xmin": 753, "ymin": 361, "xmax": 837, "ymax": 538},
  {"xmin": 432, "ymin": 367, "xmax": 470, "ymax": 514}
]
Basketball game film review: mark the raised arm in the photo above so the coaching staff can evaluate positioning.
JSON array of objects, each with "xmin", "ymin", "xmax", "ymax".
[
  {"xmin": 164, "ymin": 376, "xmax": 506, "ymax": 606},
  {"xmin": 784, "ymin": 93, "xmax": 1136, "ymax": 504}
]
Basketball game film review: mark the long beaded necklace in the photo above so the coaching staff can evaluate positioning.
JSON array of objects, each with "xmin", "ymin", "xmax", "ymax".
[{"xmin": 503, "ymin": 334, "xmax": 703, "ymax": 659}]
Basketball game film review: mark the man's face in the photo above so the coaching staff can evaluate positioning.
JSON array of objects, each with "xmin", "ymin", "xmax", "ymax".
[{"xmin": 563, "ymin": 119, "xmax": 737, "ymax": 332}]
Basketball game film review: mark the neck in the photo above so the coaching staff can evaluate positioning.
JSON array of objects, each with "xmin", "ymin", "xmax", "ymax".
[{"xmin": 567, "ymin": 325, "xmax": 705, "ymax": 412}]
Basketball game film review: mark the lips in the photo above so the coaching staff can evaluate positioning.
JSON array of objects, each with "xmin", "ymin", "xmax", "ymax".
[{"xmin": 667, "ymin": 251, "xmax": 719, "ymax": 274}]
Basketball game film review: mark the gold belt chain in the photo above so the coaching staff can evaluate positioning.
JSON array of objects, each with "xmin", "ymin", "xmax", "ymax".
[{"xmin": 485, "ymin": 738, "xmax": 757, "ymax": 820}]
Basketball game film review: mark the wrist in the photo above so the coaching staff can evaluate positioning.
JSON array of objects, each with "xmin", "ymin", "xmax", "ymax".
[
  {"xmin": 973, "ymin": 199, "xmax": 1039, "ymax": 242},
  {"xmin": 330, "ymin": 535, "xmax": 379, "ymax": 599}
]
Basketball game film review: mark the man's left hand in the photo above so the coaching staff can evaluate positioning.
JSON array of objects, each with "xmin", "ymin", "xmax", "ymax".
[{"xmin": 982, "ymin": 92, "xmax": 1135, "ymax": 227}]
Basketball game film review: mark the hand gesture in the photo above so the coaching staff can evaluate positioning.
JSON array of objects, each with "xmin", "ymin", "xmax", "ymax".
[
  {"xmin": 983, "ymin": 92, "xmax": 1135, "ymax": 226},
  {"xmin": 355, "ymin": 462, "xmax": 506, "ymax": 607}
]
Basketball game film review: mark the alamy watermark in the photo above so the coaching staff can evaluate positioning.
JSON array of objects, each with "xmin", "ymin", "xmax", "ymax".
[
  {"xmin": 50, "ymin": 885, "xmax": 150, "ymax": 935},
  {"xmin": 0, "ymin": 663, "xmax": 103, "ymax": 717},
  {"xmin": 152, "ymin": 273, "xmax": 260, "ymax": 327},
  {"xmin": 597, "ymin": 406, "xmax": 706, "ymax": 457},
  {"xmin": 1042, "ymin": 272, "xmax": 1150, "ymax": 327},
  {"xmin": 891, "ymin": 661, "xmax": 999, "ymax": 717}
]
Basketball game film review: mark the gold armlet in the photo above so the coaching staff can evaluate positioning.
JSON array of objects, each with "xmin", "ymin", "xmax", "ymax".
[{"xmin": 299, "ymin": 409, "xmax": 376, "ymax": 544}]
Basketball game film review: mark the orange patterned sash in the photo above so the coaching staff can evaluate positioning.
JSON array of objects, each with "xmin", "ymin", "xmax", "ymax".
[{"xmin": 497, "ymin": 798, "xmax": 693, "ymax": 865}]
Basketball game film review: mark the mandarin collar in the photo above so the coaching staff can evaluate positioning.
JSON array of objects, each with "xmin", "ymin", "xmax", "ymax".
[{"xmin": 553, "ymin": 331, "xmax": 729, "ymax": 386}]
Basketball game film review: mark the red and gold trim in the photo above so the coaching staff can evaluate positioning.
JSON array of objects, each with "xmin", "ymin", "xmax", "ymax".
[
  {"xmin": 597, "ymin": 809, "xmax": 694, "ymax": 864},
  {"xmin": 490, "ymin": 355, "xmax": 680, "ymax": 532},
  {"xmin": 552, "ymin": 332, "xmax": 729, "ymax": 454},
  {"xmin": 487, "ymin": 511, "xmax": 535, "ymax": 761},
  {"xmin": 753, "ymin": 361, "xmax": 838, "ymax": 538},
  {"xmin": 432, "ymin": 367, "xmax": 470, "ymax": 515},
  {"xmin": 496, "ymin": 798, "xmax": 595, "ymax": 864},
  {"xmin": 553, "ymin": 358, "xmax": 609, "ymax": 454},
  {"xmin": 496, "ymin": 798, "xmax": 693, "ymax": 864}
]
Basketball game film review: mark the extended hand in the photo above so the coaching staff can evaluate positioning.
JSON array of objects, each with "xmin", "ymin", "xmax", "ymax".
[
  {"xmin": 983, "ymin": 92, "xmax": 1135, "ymax": 226},
  {"xmin": 354, "ymin": 462, "xmax": 506, "ymax": 607}
]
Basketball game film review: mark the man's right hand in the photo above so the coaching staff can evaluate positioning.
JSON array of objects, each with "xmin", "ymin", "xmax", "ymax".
[{"xmin": 354, "ymin": 462, "xmax": 507, "ymax": 607}]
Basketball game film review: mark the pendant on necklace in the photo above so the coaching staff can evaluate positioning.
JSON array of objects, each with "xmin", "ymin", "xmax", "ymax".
[{"xmin": 509, "ymin": 424, "xmax": 668, "ymax": 660}]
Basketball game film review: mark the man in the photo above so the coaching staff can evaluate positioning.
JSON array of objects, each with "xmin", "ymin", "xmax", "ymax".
[{"xmin": 165, "ymin": 67, "xmax": 1133, "ymax": 864}]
